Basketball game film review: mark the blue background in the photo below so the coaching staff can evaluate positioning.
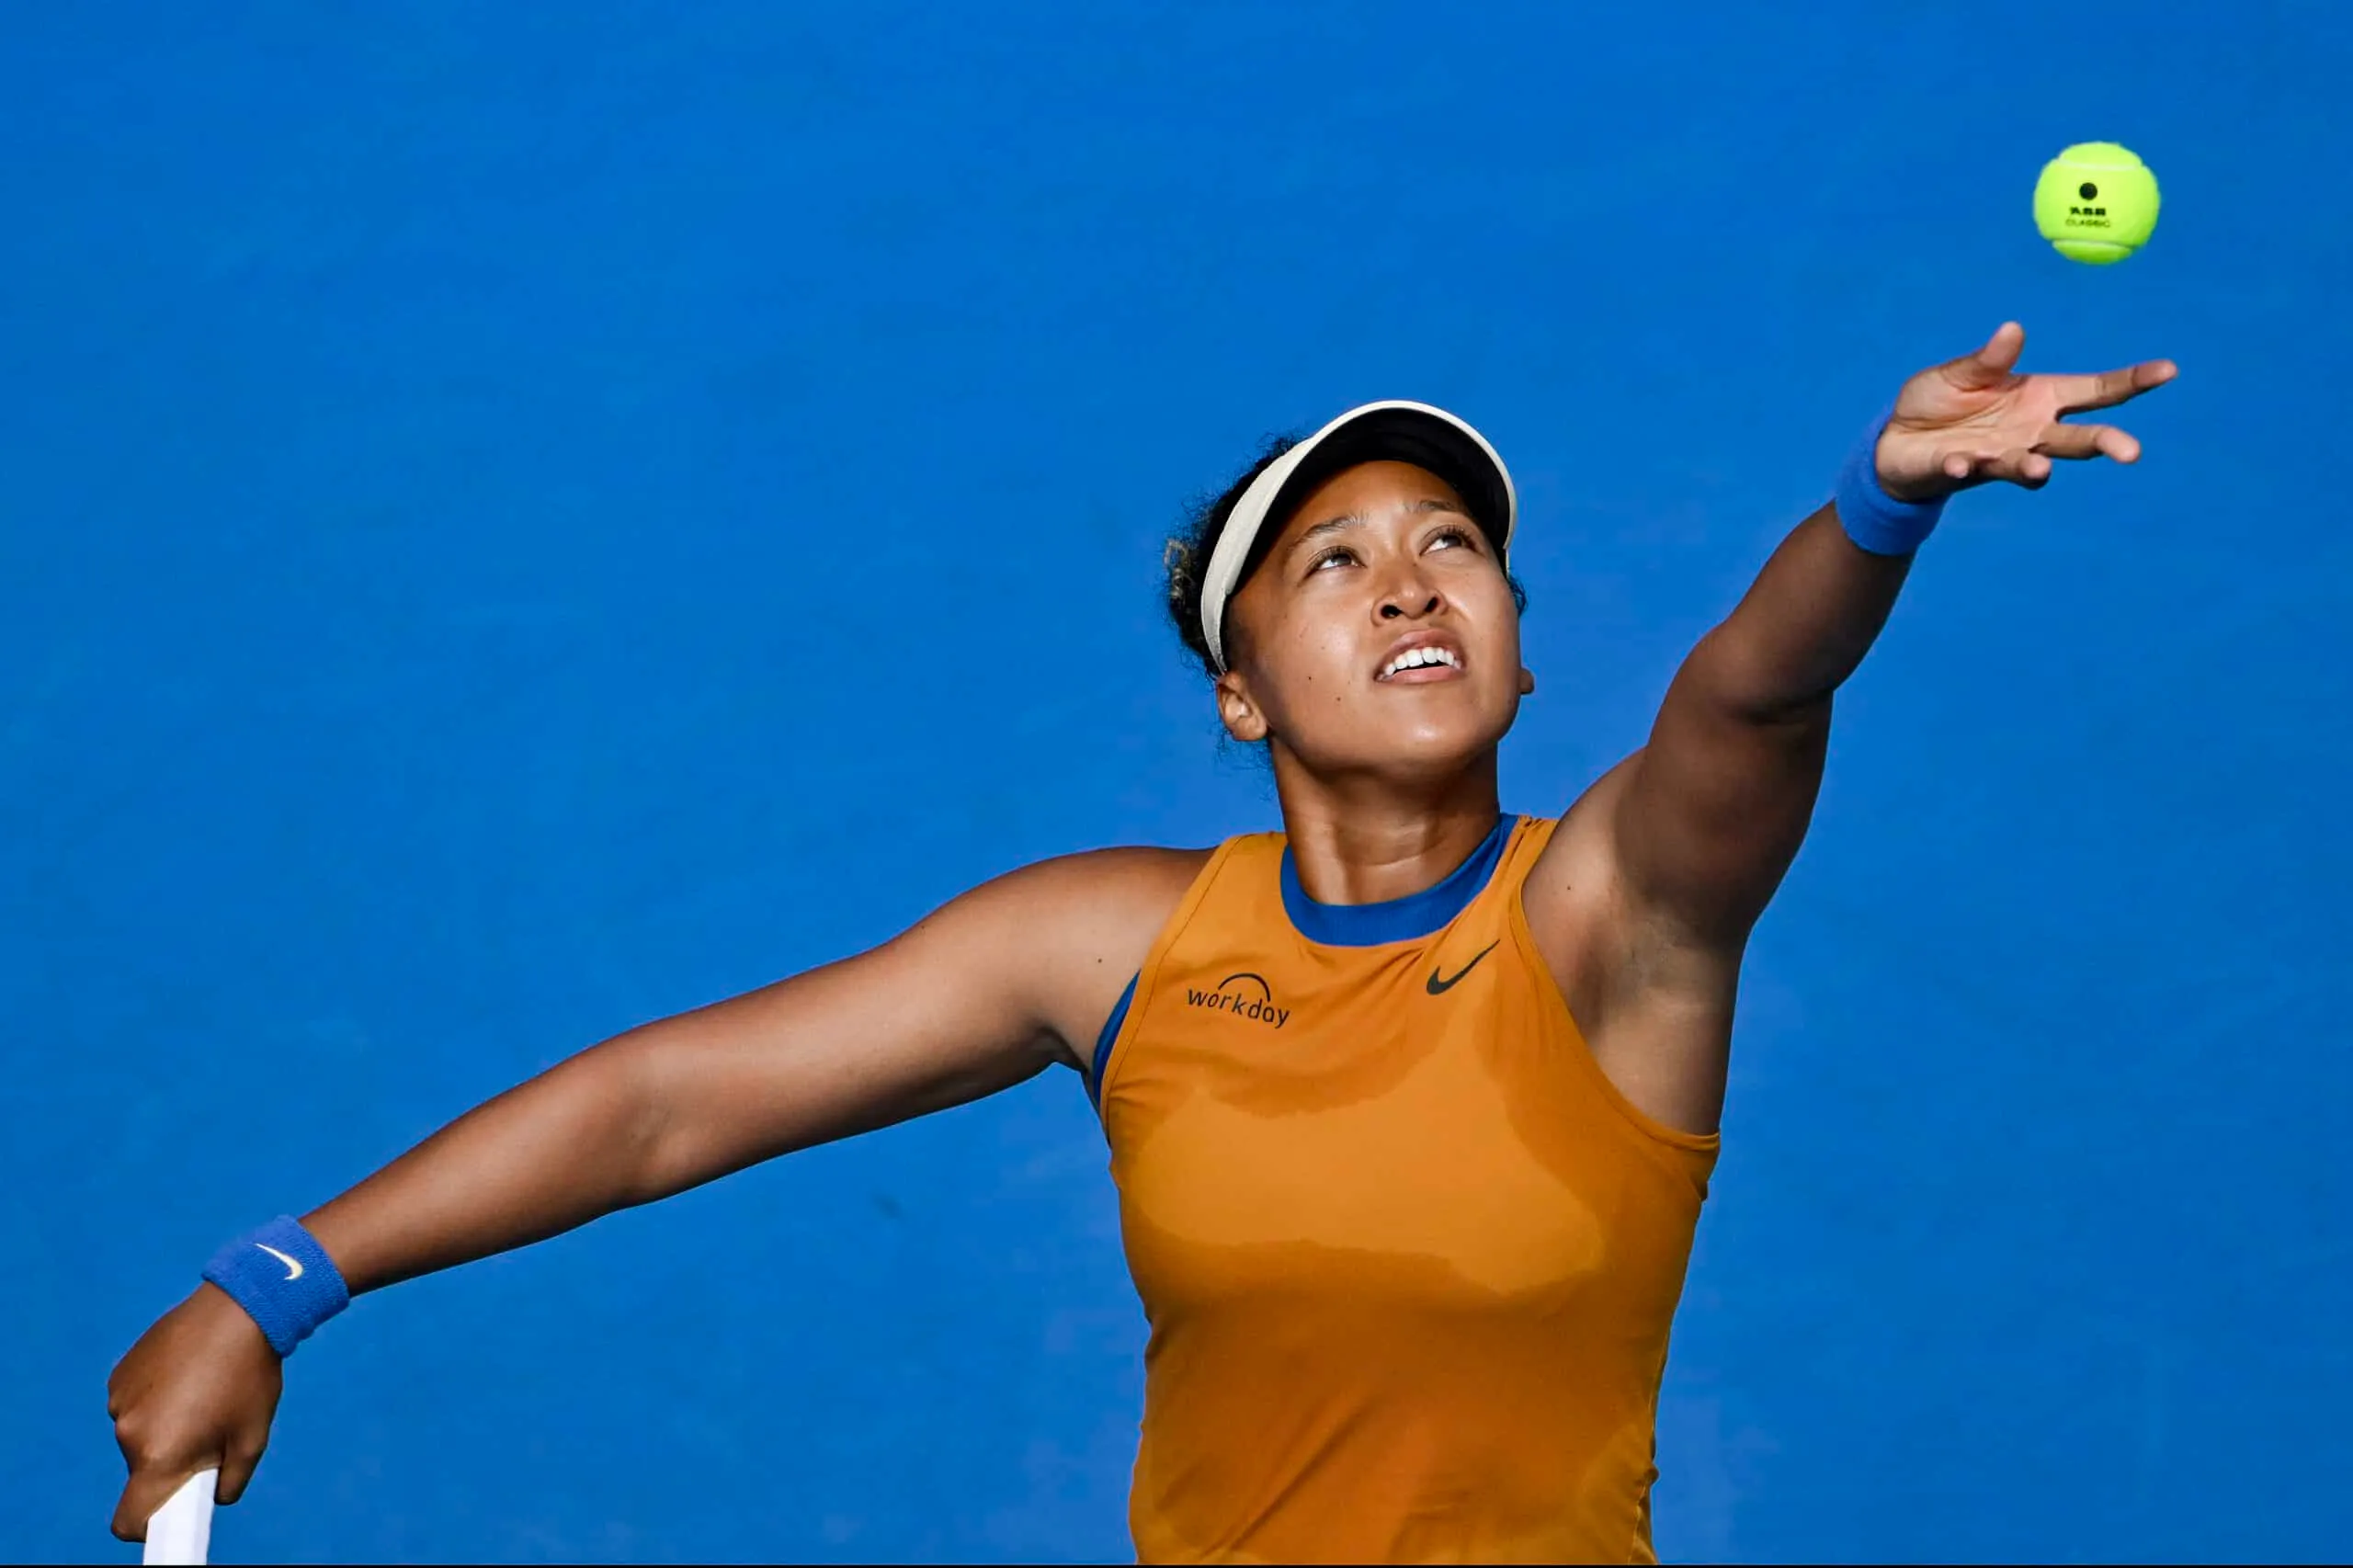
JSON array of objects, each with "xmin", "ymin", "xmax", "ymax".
[{"xmin": 6, "ymin": 3, "xmax": 2347, "ymax": 1562}]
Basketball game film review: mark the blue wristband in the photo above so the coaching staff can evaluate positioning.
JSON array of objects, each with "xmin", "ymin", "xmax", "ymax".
[
  {"xmin": 202, "ymin": 1216, "xmax": 350, "ymax": 1358},
  {"xmin": 1835, "ymin": 407, "xmax": 1947, "ymax": 556}
]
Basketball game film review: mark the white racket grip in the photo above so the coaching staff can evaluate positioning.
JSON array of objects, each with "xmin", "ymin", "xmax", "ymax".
[{"xmin": 142, "ymin": 1469, "xmax": 216, "ymax": 1565}]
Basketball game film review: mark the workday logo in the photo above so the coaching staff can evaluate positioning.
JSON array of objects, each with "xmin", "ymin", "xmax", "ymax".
[{"xmin": 1184, "ymin": 971, "xmax": 1291, "ymax": 1028}]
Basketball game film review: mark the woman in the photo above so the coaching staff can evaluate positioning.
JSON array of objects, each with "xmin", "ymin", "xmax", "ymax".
[{"xmin": 109, "ymin": 323, "xmax": 2172, "ymax": 1563}]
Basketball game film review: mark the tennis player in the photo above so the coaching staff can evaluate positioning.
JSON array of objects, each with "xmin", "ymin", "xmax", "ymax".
[{"xmin": 110, "ymin": 324, "xmax": 2172, "ymax": 1562}]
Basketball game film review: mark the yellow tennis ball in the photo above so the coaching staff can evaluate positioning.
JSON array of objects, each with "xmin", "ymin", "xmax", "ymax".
[{"xmin": 2034, "ymin": 142, "xmax": 2160, "ymax": 264}]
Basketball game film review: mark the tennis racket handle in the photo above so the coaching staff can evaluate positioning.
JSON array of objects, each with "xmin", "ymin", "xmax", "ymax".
[{"xmin": 142, "ymin": 1470, "xmax": 216, "ymax": 1566}]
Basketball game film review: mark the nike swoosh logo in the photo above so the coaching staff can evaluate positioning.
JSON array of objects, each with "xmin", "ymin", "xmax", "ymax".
[
  {"xmin": 1426, "ymin": 940, "xmax": 1499, "ymax": 994},
  {"xmin": 256, "ymin": 1244, "xmax": 304, "ymax": 1281}
]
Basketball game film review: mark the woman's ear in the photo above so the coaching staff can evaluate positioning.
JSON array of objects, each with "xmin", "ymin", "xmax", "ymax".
[{"xmin": 1216, "ymin": 671, "xmax": 1270, "ymax": 744}]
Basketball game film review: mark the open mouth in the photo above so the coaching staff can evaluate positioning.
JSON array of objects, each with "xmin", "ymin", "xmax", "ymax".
[{"xmin": 1377, "ymin": 642, "xmax": 1464, "ymax": 682}]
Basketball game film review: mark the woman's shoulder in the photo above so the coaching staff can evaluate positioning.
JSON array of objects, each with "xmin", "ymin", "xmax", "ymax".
[
  {"xmin": 906, "ymin": 844, "xmax": 1222, "ymax": 970},
  {"xmin": 964, "ymin": 845, "xmax": 1221, "ymax": 1068},
  {"xmin": 961, "ymin": 842, "xmax": 1223, "ymax": 947},
  {"xmin": 1008, "ymin": 842, "xmax": 1220, "ymax": 917}
]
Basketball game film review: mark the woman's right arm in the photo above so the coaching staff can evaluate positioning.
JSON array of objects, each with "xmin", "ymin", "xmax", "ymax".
[{"xmin": 108, "ymin": 846, "xmax": 1198, "ymax": 1540}]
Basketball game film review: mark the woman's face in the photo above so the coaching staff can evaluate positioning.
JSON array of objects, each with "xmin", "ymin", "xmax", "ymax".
[{"xmin": 1218, "ymin": 460, "xmax": 1530, "ymax": 781}]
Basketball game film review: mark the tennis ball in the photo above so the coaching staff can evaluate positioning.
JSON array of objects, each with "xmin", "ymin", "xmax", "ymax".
[{"xmin": 2034, "ymin": 142, "xmax": 2159, "ymax": 264}]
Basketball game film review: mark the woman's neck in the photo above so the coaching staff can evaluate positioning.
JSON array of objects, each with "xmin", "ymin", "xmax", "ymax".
[{"xmin": 1268, "ymin": 749, "xmax": 1505, "ymax": 907}]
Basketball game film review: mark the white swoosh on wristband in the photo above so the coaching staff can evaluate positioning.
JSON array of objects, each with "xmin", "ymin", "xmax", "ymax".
[{"xmin": 255, "ymin": 1243, "xmax": 304, "ymax": 1281}]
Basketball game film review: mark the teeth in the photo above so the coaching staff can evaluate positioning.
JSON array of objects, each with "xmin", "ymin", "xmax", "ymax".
[{"xmin": 1382, "ymin": 646, "xmax": 1461, "ymax": 678}]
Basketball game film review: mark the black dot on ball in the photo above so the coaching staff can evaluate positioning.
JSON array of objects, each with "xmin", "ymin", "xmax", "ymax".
[{"xmin": 2078, "ymin": 181, "xmax": 2099, "ymax": 200}]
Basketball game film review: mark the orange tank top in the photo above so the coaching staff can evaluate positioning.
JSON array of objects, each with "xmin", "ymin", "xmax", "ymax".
[{"xmin": 1094, "ymin": 815, "xmax": 1719, "ymax": 1564}]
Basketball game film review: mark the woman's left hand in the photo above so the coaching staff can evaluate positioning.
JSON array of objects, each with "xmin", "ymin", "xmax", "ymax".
[{"xmin": 1877, "ymin": 322, "xmax": 2177, "ymax": 502}]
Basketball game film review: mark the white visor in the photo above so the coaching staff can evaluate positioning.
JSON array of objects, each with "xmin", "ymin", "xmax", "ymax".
[{"xmin": 1199, "ymin": 400, "xmax": 1517, "ymax": 674}]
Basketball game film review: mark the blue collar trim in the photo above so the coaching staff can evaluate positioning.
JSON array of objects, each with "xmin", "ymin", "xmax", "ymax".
[{"xmin": 1279, "ymin": 815, "xmax": 1517, "ymax": 948}]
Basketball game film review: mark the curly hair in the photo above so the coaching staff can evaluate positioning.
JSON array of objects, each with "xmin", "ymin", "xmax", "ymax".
[
  {"xmin": 1163, "ymin": 435, "xmax": 1527, "ymax": 682},
  {"xmin": 1163, "ymin": 436, "xmax": 1301, "ymax": 679}
]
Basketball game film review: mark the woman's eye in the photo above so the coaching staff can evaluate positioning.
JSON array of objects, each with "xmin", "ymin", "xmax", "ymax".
[
  {"xmin": 1311, "ymin": 548, "xmax": 1357, "ymax": 572},
  {"xmin": 1429, "ymin": 525, "xmax": 1474, "ymax": 551}
]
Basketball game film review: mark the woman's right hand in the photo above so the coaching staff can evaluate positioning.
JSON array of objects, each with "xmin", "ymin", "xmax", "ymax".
[{"xmin": 108, "ymin": 1284, "xmax": 283, "ymax": 1542}]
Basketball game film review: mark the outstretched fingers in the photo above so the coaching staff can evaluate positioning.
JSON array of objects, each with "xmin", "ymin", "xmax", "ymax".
[
  {"xmin": 2038, "ymin": 420, "xmax": 2142, "ymax": 464},
  {"xmin": 1937, "ymin": 420, "xmax": 2141, "ymax": 492},
  {"xmin": 1947, "ymin": 322, "xmax": 2029, "ymax": 391},
  {"xmin": 2051, "ymin": 358, "xmax": 2177, "ymax": 415},
  {"xmin": 1941, "ymin": 448, "xmax": 2053, "ymax": 490}
]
